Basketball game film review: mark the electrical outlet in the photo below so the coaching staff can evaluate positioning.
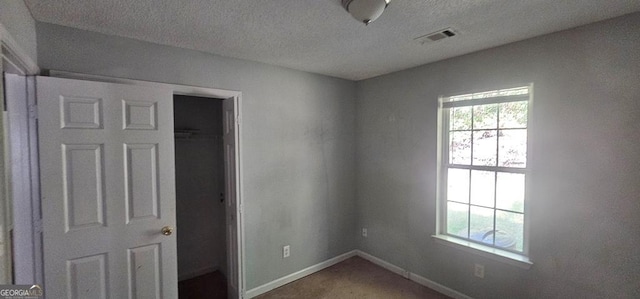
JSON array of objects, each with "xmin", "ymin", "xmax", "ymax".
[
  {"xmin": 362, "ymin": 228, "xmax": 368, "ymax": 237},
  {"xmin": 474, "ymin": 263, "xmax": 485, "ymax": 278},
  {"xmin": 283, "ymin": 245, "xmax": 290, "ymax": 258}
]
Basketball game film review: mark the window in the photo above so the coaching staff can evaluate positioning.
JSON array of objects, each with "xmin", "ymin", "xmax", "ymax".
[{"xmin": 437, "ymin": 86, "xmax": 531, "ymax": 258}]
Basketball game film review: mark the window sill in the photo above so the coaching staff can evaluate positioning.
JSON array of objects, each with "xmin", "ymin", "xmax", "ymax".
[{"xmin": 431, "ymin": 234, "xmax": 532, "ymax": 269}]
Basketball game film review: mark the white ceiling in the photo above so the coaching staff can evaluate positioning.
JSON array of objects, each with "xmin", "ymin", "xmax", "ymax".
[{"xmin": 25, "ymin": 0, "xmax": 640, "ymax": 80}]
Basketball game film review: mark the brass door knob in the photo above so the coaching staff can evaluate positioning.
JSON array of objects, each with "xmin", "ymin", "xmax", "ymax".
[{"xmin": 161, "ymin": 226, "xmax": 174, "ymax": 236}]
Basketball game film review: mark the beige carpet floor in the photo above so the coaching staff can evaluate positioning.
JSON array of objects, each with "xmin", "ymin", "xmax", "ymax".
[{"xmin": 256, "ymin": 256, "xmax": 452, "ymax": 299}]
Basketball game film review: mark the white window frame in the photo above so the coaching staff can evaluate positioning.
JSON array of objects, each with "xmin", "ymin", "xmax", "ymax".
[{"xmin": 433, "ymin": 85, "xmax": 533, "ymax": 269}]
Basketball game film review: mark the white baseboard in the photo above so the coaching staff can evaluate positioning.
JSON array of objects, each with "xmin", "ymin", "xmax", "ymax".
[
  {"xmin": 355, "ymin": 250, "xmax": 409, "ymax": 278},
  {"xmin": 244, "ymin": 249, "xmax": 471, "ymax": 299},
  {"xmin": 408, "ymin": 272, "xmax": 473, "ymax": 299},
  {"xmin": 179, "ymin": 266, "xmax": 219, "ymax": 282},
  {"xmin": 245, "ymin": 250, "xmax": 357, "ymax": 298},
  {"xmin": 355, "ymin": 250, "xmax": 472, "ymax": 299}
]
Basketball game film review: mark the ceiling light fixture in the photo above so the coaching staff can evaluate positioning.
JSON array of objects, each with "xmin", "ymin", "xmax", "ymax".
[{"xmin": 342, "ymin": 0, "xmax": 390, "ymax": 26}]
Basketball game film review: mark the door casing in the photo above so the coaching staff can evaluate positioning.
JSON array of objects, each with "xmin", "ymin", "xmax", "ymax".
[{"xmin": 2, "ymin": 21, "xmax": 42, "ymax": 286}]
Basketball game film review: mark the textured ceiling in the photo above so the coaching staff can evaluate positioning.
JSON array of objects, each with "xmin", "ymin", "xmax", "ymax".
[{"xmin": 25, "ymin": 0, "xmax": 640, "ymax": 80}]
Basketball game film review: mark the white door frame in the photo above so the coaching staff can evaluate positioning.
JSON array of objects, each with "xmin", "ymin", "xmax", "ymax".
[
  {"xmin": 2, "ymin": 22, "xmax": 42, "ymax": 286},
  {"xmin": 6, "ymin": 74, "xmax": 43, "ymax": 286},
  {"xmin": 0, "ymin": 23, "xmax": 40, "ymax": 76},
  {"xmin": 43, "ymin": 70, "xmax": 246, "ymax": 298}
]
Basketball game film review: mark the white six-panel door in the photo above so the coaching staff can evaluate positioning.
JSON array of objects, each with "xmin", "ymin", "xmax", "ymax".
[{"xmin": 37, "ymin": 76, "xmax": 177, "ymax": 298}]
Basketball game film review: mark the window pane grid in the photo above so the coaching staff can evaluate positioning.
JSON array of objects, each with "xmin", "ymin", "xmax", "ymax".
[
  {"xmin": 446, "ymin": 200, "xmax": 525, "ymax": 214},
  {"xmin": 467, "ymin": 107, "xmax": 474, "ymax": 240},
  {"xmin": 443, "ymin": 95, "xmax": 528, "ymax": 108},
  {"xmin": 443, "ymin": 230, "xmax": 525, "ymax": 255},
  {"xmin": 442, "ymin": 89, "xmax": 529, "ymax": 254},
  {"xmin": 493, "ymin": 108, "xmax": 501, "ymax": 245},
  {"xmin": 445, "ymin": 164, "xmax": 526, "ymax": 173},
  {"xmin": 492, "ymin": 173, "xmax": 498, "ymax": 245},
  {"xmin": 446, "ymin": 88, "xmax": 529, "ymax": 102},
  {"xmin": 449, "ymin": 127, "xmax": 526, "ymax": 132}
]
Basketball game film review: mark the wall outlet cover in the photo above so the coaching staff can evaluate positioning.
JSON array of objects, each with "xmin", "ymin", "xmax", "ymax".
[{"xmin": 474, "ymin": 263, "xmax": 485, "ymax": 278}]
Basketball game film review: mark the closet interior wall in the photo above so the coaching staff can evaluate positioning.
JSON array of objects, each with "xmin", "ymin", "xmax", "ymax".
[{"xmin": 174, "ymin": 95, "xmax": 226, "ymax": 281}]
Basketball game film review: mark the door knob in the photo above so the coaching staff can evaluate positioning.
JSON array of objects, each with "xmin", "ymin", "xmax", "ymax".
[{"xmin": 161, "ymin": 226, "xmax": 174, "ymax": 236}]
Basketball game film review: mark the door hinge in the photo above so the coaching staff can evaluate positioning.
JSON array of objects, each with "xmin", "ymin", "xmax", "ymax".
[
  {"xmin": 33, "ymin": 218, "xmax": 43, "ymax": 234},
  {"xmin": 28, "ymin": 104, "xmax": 38, "ymax": 120},
  {"xmin": 236, "ymin": 116, "xmax": 242, "ymax": 125}
]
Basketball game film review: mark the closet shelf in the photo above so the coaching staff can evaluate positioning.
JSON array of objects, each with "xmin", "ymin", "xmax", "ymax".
[{"xmin": 175, "ymin": 129, "xmax": 222, "ymax": 140}]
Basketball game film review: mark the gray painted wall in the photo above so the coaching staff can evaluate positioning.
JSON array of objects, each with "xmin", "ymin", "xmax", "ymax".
[
  {"xmin": 36, "ymin": 22, "xmax": 358, "ymax": 289},
  {"xmin": 0, "ymin": 0, "xmax": 37, "ymax": 65},
  {"xmin": 174, "ymin": 96, "xmax": 226, "ymax": 280},
  {"xmin": 34, "ymin": 11, "xmax": 640, "ymax": 298},
  {"xmin": 356, "ymin": 13, "xmax": 640, "ymax": 298}
]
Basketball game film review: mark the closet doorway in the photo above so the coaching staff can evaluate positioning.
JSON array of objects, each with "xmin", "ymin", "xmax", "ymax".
[{"xmin": 174, "ymin": 95, "xmax": 227, "ymax": 298}]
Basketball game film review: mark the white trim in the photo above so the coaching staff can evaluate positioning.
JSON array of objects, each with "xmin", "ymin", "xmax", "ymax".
[
  {"xmin": 178, "ymin": 266, "xmax": 219, "ymax": 282},
  {"xmin": 236, "ymin": 94, "xmax": 246, "ymax": 297},
  {"xmin": 439, "ymin": 84, "xmax": 531, "ymax": 101},
  {"xmin": 225, "ymin": 94, "xmax": 244, "ymax": 298},
  {"xmin": 48, "ymin": 70, "xmax": 239, "ymax": 99},
  {"xmin": 522, "ymin": 83, "xmax": 534, "ymax": 257},
  {"xmin": 0, "ymin": 23, "xmax": 39, "ymax": 75},
  {"xmin": 6, "ymin": 74, "xmax": 32, "ymax": 283},
  {"xmin": 245, "ymin": 250, "xmax": 358, "ymax": 298},
  {"xmin": 45, "ymin": 71, "xmax": 246, "ymax": 298},
  {"xmin": 0, "ymin": 22, "xmax": 40, "ymax": 285},
  {"xmin": 5, "ymin": 74, "xmax": 44, "ymax": 285},
  {"xmin": 1, "ymin": 111, "xmax": 11, "ymax": 283},
  {"xmin": 355, "ymin": 250, "xmax": 474, "ymax": 299},
  {"xmin": 408, "ymin": 272, "xmax": 473, "ymax": 299},
  {"xmin": 355, "ymin": 250, "xmax": 408, "ymax": 278},
  {"xmin": 27, "ymin": 75, "xmax": 44, "ymax": 286},
  {"xmin": 432, "ymin": 234, "xmax": 532, "ymax": 269}
]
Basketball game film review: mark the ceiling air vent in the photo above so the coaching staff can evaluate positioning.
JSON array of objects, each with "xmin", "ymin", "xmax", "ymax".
[{"xmin": 415, "ymin": 28, "xmax": 457, "ymax": 45}]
